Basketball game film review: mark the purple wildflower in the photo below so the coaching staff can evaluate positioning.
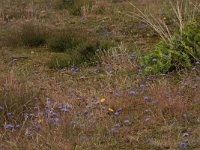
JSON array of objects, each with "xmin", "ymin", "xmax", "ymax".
[
  {"xmin": 163, "ymin": 53, "xmax": 168, "ymax": 59},
  {"xmin": 24, "ymin": 113, "xmax": 29, "ymax": 119},
  {"xmin": 101, "ymin": 106, "xmax": 106, "ymax": 110},
  {"xmin": 37, "ymin": 112, "xmax": 44, "ymax": 116},
  {"xmin": 117, "ymin": 108, "xmax": 123, "ymax": 112},
  {"xmin": 140, "ymin": 84, "xmax": 145, "ymax": 88},
  {"xmin": 45, "ymin": 119, "xmax": 51, "ymax": 125},
  {"xmin": 35, "ymin": 124, "xmax": 42, "ymax": 130},
  {"xmin": 0, "ymin": 105, "xmax": 3, "ymax": 111},
  {"xmin": 180, "ymin": 142, "xmax": 187, "ymax": 148},
  {"xmin": 54, "ymin": 118, "xmax": 59, "ymax": 125},
  {"xmin": 129, "ymin": 91, "xmax": 136, "ymax": 95},
  {"xmin": 61, "ymin": 107, "xmax": 69, "ymax": 113},
  {"xmin": 33, "ymin": 106, "xmax": 38, "ymax": 110},
  {"xmin": 51, "ymin": 112, "xmax": 57, "ymax": 117},
  {"xmin": 145, "ymin": 139, "xmax": 152, "ymax": 143},
  {"xmin": 115, "ymin": 93, "xmax": 122, "ymax": 97},
  {"xmin": 141, "ymin": 64, "xmax": 145, "ymax": 68},
  {"xmin": 76, "ymin": 111, "xmax": 81, "ymax": 116},
  {"xmin": 15, "ymin": 124, "xmax": 21, "ymax": 129},
  {"xmin": 183, "ymin": 132, "xmax": 189, "ymax": 137},
  {"xmin": 111, "ymin": 128, "xmax": 118, "ymax": 134},
  {"xmin": 130, "ymin": 53, "xmax": 136, "ymax": 60},
  {"xmin": 144, "ymin": 96, "xmax": 149, "ymax": 101},
  {"xmin": 86, "ymin": 104, "xmax": 92, "ymax": 109},
  {"xmin": 124, "ymin": 119, "xmax": 130, "ymax": 124},
  {"xmin": 114, "ymin": 123, "xmax": 120, "ymax": 128},
  {"xmin": 46, "ymin": 98, "xmax": 51, "ymax": 106},
  {"xmin": 5, "ymin": 124, "xmax": 14, "ymax": 130},
  {"xmin": 33, "ymin": 97, "xmax": 38, "ymax": 102},
  {"xmin": 114, "ymin": 112, "xmax": 120, "ymax": 116},
  {"xmin": 45, "ymin": 108, "xmax": 51, "ymax": 114},
  {"xmin": 95, "ymin": 101, "xmax": 100, "ymax": 105},
  {"xmin": 7, "ymin": 112, "xmax": 12, "ymax": 116}
]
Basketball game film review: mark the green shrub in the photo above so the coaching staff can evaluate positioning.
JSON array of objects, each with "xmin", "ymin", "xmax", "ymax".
[
  {"xmin": 20, "ymin": 24, "xmax": 47, "ymax": 47},
  {"xmin": 141, "ymin": 22, "xmax": 200, "ymax": 75},
  {"xmin": 47, "ymin": 40, "xmax": 99, "ymax": 69},
  {"xmin": 48, "ymin": 35, "xmax": 68, "ymax": 53},
  {"xmin": 71, "ymin": 39, "xmax": 115, "ymax": 65},
  {"xmin": 74, "ymin": 40, "xmax": 99, "ymax": 65},
  {"xmin": 47, "ymin": 38, "xmax": 115, "ymax": 69},
  {"xmin": 47, "ymin": 30, "xmax": 81, "ymax": 53}
]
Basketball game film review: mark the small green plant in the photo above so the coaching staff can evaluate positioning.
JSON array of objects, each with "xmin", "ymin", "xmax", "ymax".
[
  {"xmin": 47, "ymin": 54, "xmax": 72, "ymax": 69},
  {"xmin": 20, "ymin": 24, "xmax": 47, "ymax": 47},
  {"xmin": 141, "ymin": 22, "xmax": 200, "ymax": 75},
  {"xmin": 74, "ymin": 40, "xmax": 99, "ymax": 65},
  {"xmin": 48, "ymin": 36, "xmax": 66, "ymax": 52}
]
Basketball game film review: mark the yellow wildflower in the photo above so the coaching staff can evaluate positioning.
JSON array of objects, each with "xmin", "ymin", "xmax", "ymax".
[
  {"xmin": 108, "ymin": 108, "xmax": 114, "ymax": 112},
  {"xmin": 38, "ymin": 118, "xmax": 43, "ymax": 124},
  {"xmin": 100, "ymin": 98, "xmax": 105, "ymax": 103}
]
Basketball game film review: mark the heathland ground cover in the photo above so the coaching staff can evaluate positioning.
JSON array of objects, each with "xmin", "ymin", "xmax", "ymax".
[{"xmin": 0, "ymin": 0, "xmax": 200, "ymax": 149}]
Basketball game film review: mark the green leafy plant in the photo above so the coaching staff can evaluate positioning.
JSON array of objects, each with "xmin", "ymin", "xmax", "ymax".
[
  {"xmin": 141, "ymin": 22, "xmax": 200, "ymax": 75},
  {"xmin": 48, "ymin": 36, "xmax": 67, "ymax": 53}
]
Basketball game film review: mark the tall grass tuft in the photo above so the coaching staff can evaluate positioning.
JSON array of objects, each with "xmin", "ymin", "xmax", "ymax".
[
  {"xmin": 128, "ymin": 0, "xmax": 200, "ymax": 46},
  {"xmin": 20, "ymin": 23, "xmax": 47, "ymax": 47},
  {"xmin": 0, "ymin": 72, "xmax": 38, "ymax": 127}
]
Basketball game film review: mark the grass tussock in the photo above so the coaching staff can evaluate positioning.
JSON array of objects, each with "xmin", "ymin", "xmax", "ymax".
[
  {"xmin": 2, "ymin": 23, "xmax": 48, "ymax": 48},
  {"xmin": 47, "ymin": 28, "xmax": 116, "ymax": 69}
]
